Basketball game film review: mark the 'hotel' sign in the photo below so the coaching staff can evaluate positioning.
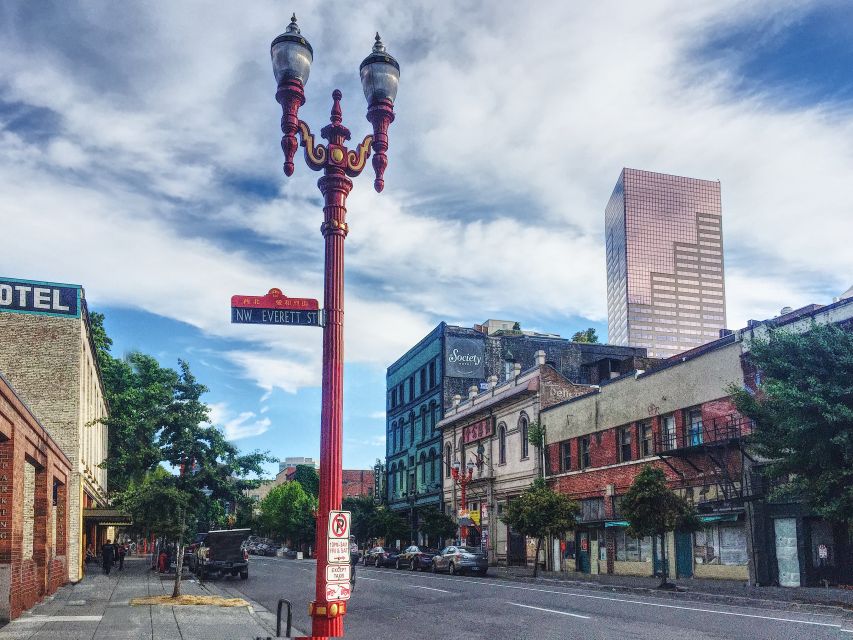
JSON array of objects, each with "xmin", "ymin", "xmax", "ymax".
[{"xmin": 0, "ymin": 277, "xmax": 81, "ymax": 318}]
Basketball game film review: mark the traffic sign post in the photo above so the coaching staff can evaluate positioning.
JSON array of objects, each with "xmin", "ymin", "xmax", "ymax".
[{"xmin": 328, "ymin": 510, "xmax": 351, "ymax": 539}]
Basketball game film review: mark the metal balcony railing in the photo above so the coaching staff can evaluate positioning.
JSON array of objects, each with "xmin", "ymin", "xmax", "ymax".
[{"xmin": 655, "ymin": 414, "xmax": 753, "ymax": 454}]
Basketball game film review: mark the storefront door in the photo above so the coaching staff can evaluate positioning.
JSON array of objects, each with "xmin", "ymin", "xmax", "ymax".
[
  {"xmin": 676, "ymin": 530, "xmax": 693, "ymax": 578},
  {"xmin": 576, "ymin": 531, "xmax": 590, "ymax": 573},
  {"xmin": 774, "ymin": 518, "xmax": 801, "ymax": 587}
]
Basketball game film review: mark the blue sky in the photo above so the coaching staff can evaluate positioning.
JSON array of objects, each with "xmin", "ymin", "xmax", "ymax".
[{"xmin": 1, "ymin": 1, "xmax": 852, "ymax": 475}]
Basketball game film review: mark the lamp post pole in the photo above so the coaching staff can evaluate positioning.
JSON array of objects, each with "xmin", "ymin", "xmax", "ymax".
[
  {"xmin": 271, "ymin": 15, "xmax": 399, "ymax": 638},
  {"xmin": 451, "ymin": 461, "xmax": 475, "ymax": 544}
]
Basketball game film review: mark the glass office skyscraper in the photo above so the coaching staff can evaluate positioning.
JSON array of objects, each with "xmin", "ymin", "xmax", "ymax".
[{"xmin": 605, "ymin": 168, "xmax": 726, "ymax": 358}]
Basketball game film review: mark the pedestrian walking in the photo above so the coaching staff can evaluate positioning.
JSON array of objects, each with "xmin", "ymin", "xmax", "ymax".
[
  {"xmin": 102, "ymin": 539, "xmax": 115, "ymax": 575},
  {"xmin": 117, "ymin": 543, "xmax": 126, "ymax": 571}
]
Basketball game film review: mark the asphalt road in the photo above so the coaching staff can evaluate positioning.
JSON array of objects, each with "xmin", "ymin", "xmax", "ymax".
[{"xmin": 229, "ymin": 556, "xmax": 850, "ymax": 639}]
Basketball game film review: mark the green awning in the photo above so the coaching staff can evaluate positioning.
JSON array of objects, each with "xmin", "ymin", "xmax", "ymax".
[
  {"xmin": 604, "ymin": 521, "xmax": 630, "ymax": 528},
  {"xmin": 699, "ymin": 514, "xmax": 739, "ymax": 523}
]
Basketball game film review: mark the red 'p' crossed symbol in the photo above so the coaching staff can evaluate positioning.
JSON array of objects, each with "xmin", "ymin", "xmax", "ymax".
[{"xmin": 332, "ymin": 514, "xmax": 347, "ymax": 537}]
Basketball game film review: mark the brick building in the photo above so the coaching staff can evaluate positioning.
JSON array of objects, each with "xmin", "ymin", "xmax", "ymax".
[
  {"xmin": 342, "ymin": 470, "xmax": 374, "ymax": 499},
  {"xmin": 437, "ymin": 351, "xmax": 592, "ymax": 562},
  {"xmin": 385, "ymin": 319, "xmax": 646, "ymax": 541},
  {"xmin": 540, "ymin": 297, "xmax": 853, "ymax": 587},
  {"xmin": 0, "ymin": 372, "xmax": 72, "ymax": 621},
  {"xmin": 0, "ymin": 278, "xmax": 110, "ymax": 582}
]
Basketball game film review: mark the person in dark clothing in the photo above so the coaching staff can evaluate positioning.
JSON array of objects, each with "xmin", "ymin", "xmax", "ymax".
[
  {"xmin": 102, "ymin": 540, "xmax": 115, "ymax": 575},
  {"xmin": 117, "ymin": 543, "xmax": 126, "ymax": 571}
]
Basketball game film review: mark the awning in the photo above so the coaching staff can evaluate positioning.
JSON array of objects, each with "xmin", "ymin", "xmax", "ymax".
[
  {"xmin": 83, "ymin": 508, "xmax": 132, "ymax": 526},
  {"xmin": 699, "ymin": 514, "xmax": 739, "ymax": 523},
  {"xmin": 604, "ymin": 521, "xmax": 630, "ymax": 528}
]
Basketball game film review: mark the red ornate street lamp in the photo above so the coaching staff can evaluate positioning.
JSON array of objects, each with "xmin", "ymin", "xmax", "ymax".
[
  {"xmin": 271, "ymin": 14, "xmax": 399, "ymax": 638},
  {"xmin": 451, "ymin": 460, "xmax": 475, "ymax": 543}
]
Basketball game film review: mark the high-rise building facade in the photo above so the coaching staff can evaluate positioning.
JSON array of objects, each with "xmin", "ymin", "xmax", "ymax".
[{"xmin": 606, "ymin": 168, "xmax": 726, "ymax": 358}]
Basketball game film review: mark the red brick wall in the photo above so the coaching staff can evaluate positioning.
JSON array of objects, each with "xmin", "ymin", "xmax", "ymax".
[
  {"xmin": 342, "ymin": 470, "xmax": 374, "ymax": 499},
  {"xmin": 0, "ymin": 376, "xmax": 72, "ymax": 621}
]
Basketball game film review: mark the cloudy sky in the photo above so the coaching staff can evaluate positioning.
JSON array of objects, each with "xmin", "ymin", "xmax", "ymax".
[{"xmin": 1, "ymin": 1, "xmax": 852, "ymax": 473}]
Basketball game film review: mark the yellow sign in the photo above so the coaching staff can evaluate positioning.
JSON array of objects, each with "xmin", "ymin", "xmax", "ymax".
[{"xmin": 469, "ymin": 510, "xmax": 480, "ymax": 525}]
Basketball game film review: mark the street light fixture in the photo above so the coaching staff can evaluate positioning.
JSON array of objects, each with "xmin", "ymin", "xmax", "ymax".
[
  {"xmin": 450, "ymin": 458, "xmax": 475, "ymax": 545},
  {"xmin": 270, "ymin": 14, "xmax": 399, "ymax": 638}
]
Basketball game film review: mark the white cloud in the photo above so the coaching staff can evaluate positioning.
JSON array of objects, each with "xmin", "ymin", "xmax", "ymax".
[
  {"xmin": 207, "ymin": 402, "xmax": 272, "ymax": 441},
  {"xmin": 0, "ymin": 0, "xmax": 851, "ymax": 398},
  {"xmin": 368, "ymin": 411, "xmax": 386, "ymax": 420}
]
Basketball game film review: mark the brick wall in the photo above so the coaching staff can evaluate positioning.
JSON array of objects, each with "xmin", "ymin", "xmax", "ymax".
[
  {"xmin": 0, "ymin": 374, "xmax": 72, "ymax": 621},
  {"xmin": 342, "ymin": 470, "xmax": 374, "ymax": 498}
]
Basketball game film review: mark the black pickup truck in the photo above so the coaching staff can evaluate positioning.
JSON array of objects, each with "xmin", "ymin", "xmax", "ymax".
[{"xmin": 193, "ymin": 528, "xmax": 251, "ymax": 580}]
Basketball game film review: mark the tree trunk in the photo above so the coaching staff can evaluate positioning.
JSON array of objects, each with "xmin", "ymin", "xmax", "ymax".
[
  {"xmin": 172, "ymin": 542, "xmax": 184, "ymax": 598},
  {"xmin": 533, "ymin": 537, "xmax": 543, "ymax": 578}
]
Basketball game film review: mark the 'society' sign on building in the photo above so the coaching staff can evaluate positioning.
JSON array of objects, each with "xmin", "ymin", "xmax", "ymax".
[
  {"xmin": 445, "ymin": 335, "xmax": 485, "ymax": 378},
  {"xmin": 0, "ymin": 277, "xmax": 81, "ymax": 318}
]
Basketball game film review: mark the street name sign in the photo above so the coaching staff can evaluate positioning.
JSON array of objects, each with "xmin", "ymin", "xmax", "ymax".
[
  {"xmin": 327, "ymin": 511, "xmax": 351, "ymax": 540},
  {"xmin": 230, "ymin": 288, "xmax": 321, "ymax": 327},
  {"xmin": 326, "ymin": 564, "xmax": 351, "ymax": 582}
]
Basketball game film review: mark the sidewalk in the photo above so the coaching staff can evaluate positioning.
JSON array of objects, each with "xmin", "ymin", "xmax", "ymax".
[
  {"xmin": 493, "ymin": 565, "xmax": 853, "ymax": 613},
  {"xmin": 0, "ymin": 557, "xmax": 280, "ymax": 640}
]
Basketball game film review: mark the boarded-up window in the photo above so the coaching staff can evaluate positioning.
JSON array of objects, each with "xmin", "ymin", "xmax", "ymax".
[{"xmin": 23, "ymin": 462, "xmax": 35, "ymax": 560}]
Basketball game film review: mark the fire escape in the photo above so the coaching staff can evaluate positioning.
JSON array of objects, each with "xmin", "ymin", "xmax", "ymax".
[{"xmin": 655, "ymin": 413, "xmax": 756, "ymax": 511}]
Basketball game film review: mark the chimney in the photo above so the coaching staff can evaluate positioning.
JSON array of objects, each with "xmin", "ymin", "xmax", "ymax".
[
  {"xmin": 468, "ymin": 385, "xmax": 478, "ymax": 400},
  {"xmin": 487, "ymin": 375, "xmax": 498, "ymax": 389},
  {"xmin": 513, "ymin": 362, "xmax": 522, "ymax": 378},
  {"xmin": 535, "ymin": 350, "xmax": 546, "ymax": 366},
  {"xmin": 452, "ymin": 394, "xmax": 462, "ymax": 408}
]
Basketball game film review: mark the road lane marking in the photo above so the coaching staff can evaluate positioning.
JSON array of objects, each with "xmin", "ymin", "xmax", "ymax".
[
  {"xmin": 358, "ymin": 568, "xmax": 842, "ymax": 629},
  {"xmin": 358, "ymin": 576, "xmax": 381, "ymax": 581},
  {"xmin": 508, "ymin": 602, "xmax": 590, "ymax": 619},
  {"xmin": 410, "ymin": 585, "xmax": 450, "ymax": 593}
]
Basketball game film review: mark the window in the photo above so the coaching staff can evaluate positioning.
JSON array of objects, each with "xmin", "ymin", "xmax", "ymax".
[
  {"xmin": 520, "ymin": 416, "xmax": 529, "ymax": 459},
  {"xmin": 430, "ymin": 450, "xmax": 436, "ymax": 483},
  {"xmin": 579, "ymin": 498, "xmax": 605, "ymax": 521},
  {"xmin": 661, "ymin": 415, "xmax": 675, "ymax": 449},
  {"xmin": 431, "ymin": 402, "xmax": 440, "ymax": 433},
  {"xmin": 419, "ymin": 368, "xmax": 426, "ymax": 396},
  {"xmin": 579, "ymin": 436, "xmax": 590, "ymax": 469},
  {"xmin": 411, "ymin": 414, "xmax": 416, "ymax": 445},
  {"xmin": 640, "ymin": 421, "xmax": 653, "ymax": 457},
  {"xmin": 694, "ymin": 523, "xmax": 747, "ymax": 565},
  {"xmin": 686, "ymin": 408, "xmax": 703, "ymax": 445},
  {"xmin": 390, "ymin": 465, "xmax": 397, "ymax": 496},
  {"xmin": 429, "ymin": 361, "xmax": 436, "ymax": 388},
  {"xmin": 560, "ymin": 441, "xmax": 571, "ymax": 472},
  {"xmin": 498, "ymin": 424, "xmax": 507, "ymax": 464},
  {"xmin": 614, "ymin": 530, "xmax": 653, "ymax": 561},
  {"xmin": 504, "ymin": 360, "xmax": 514, "ymax": 381},
  {"xmin": 408, "ymin": 376, "xmax": 415, "ymax": 401},
  {"xmin": 444, "ymin": 444, "xmax": 452, "ymax": 478},
  {"xmin": 618, "ymin": 426, "xmax": 632, "ymax": 462},
  {"xmin": 421, "ymin": 407, "xmax": 427, "ymax": 440}
]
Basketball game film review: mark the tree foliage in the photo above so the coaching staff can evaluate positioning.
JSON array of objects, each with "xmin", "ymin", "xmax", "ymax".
[
  {"xmin": 375, "ymin": 508, "xmax": 410, "ymax": 546},
  {"xmin": 501, "ymin": 478, "xmax": 580, "ymax": 576},
  {"xmin": 731, "ymin": 322, "xmax": 853, "ymax": 524},
  {"xmin": 259, "ymin": 482, "xmax": 317, "ymax": 547},
  {"xmin": 571, "ymin": 327, "xmax": 599, "ymax": 344},
  {"xmin": 621, "ymin": 465, "xmax": 699, "ymax": 587},
  {"xmin": 342, "ymin": 495, "xmax": 378, "ymax": 544},
  {"xmin": 418, "ymin": 507, "xmax": 457, "ymax": 544},
  {"xmin": 292, "ymin": 464, "xmax": 319, "ymax": 498}
]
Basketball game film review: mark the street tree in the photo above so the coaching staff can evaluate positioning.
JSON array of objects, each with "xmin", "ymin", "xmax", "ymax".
[
  {"xmin": 292, "ymin": 464, "xmax": 320, "ymax": 497},
  {"xmin": 621, "ymin": 465, "xmax": 699, "ymax": 588},
  {"xmin": 418, "ymin": 507, "xmax": 457, "ymax": 547},
  {"xmin": 342, "ymin": 496, "xmax": 379, "ymax": 545},
  {"xmin": 501, "ymin": 479, "xmax": 580, "ymax": 577},
  {"xmin": 375, "ymin": 508, "xmax": 409, "ymax": 547},
  {"xmin": 571, "ymin": 328, "xmax": 599, "ymax": 343},
  {"xmin": 259, "ymin": 481, "xmax": 317, "ymax": 548},
  {"xmin": 730, "ymin": 322, "xmax": 853, "ymax": 526}
]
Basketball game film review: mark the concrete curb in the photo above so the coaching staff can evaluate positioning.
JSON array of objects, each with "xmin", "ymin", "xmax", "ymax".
[{"xmin": 489, "ymin": 571, "xmax": 853, "ymax": 617}]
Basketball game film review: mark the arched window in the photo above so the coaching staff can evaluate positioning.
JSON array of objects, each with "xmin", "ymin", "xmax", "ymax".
[
  {"xmin": 498, "ymin": 423, "xmax": 507, "ymax": 464},
  {"xmin": 444, "ymin": 444, "xmax": 452, "ymax": 478},
  {"xmin": 391, "ymin": 422, "xmax": 397, "ymax": 452},
  {"xmin": 430, "ymin": 401, "xmax": 438, "ymax": 433},
  {"xmin": 390, "ymin": 463, "xmax": 397, "ymax": 496},
  {"xmin": 399, "ymin": 462, "xmax": 405, "ymax": 495},
  {"xmin": 421, "ymin": 406, "xmax": 427, "ymax": 440},
  {"xmin": 397, "ymin": 422, "xmax": 403, "ymax": 451},
  {"xmin": 410, "ymin": 412, "xmax": 416, "ymax": 446},
  {"xmin": 429, "ymin": 449, "xmax": 436, "ymax": 483},
  {"xmin": 520, "ymin": 414, "xmax": 529, "ymax": 459},
  {"xmin": 419, "ymin": 452, "xmax": 427, "ymax": 486}
]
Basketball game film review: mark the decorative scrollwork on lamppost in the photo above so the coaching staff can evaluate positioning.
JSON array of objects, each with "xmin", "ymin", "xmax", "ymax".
[
  {"xmin": 270, "ymin": 14, "xmax": 400, "ymax": 638},
  {"xmin": 451, "ymin": 460, "xmax": 475, "ymax": 544}
]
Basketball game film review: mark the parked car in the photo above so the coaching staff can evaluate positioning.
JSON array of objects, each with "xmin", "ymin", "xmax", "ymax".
[
  {"xmin": 185, "ymin": 532, "xmax": 208, "ymax": 572},
  {"xmin": 396, "ymin": 545, "xmax": 437, "ymax": 571},
  {"xmin": 363, "ymin": 546, "xmax": 400, "ymax": 567},
  {"xmin": 194, "ymin": 528, "xmax": 251, "ymax": 580},
  {"xmin": 431, "ymin": 545, "xmax": 488, "ymax": 575}
]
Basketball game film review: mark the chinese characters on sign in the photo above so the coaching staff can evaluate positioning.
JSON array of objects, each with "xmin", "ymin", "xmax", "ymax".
[
  {"xmin": 230, "ymin": 288, "xmax": 321, "ymax": 327},
  {"xmin": 462, "ymin": 417, "xmax": 494, "ymax": 444}
]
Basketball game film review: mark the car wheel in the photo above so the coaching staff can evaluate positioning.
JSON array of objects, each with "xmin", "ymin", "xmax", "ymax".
[
  {"xmin": 449, "ymin": 562, "xmax": 456, "ymax": 576},
  {"xmin": 431, "ymin": 561, "xmax": 437, "ymax": 573},
  {"xmin": 481, "ymin": 569, "xmax": 488, "ymax": 576},
  {"xmin": 395, "ymin": 559, "xmax": 401, "ymax": 570},
  {"xmin": 240, "ymin": 571, "xmax": 248, "ymax": 580}
]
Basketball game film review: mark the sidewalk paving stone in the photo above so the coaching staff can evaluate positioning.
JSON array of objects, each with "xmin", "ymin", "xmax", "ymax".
[{"xmin": 0, "ymin": 557, "xmax": 276, "ymax": 640}]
